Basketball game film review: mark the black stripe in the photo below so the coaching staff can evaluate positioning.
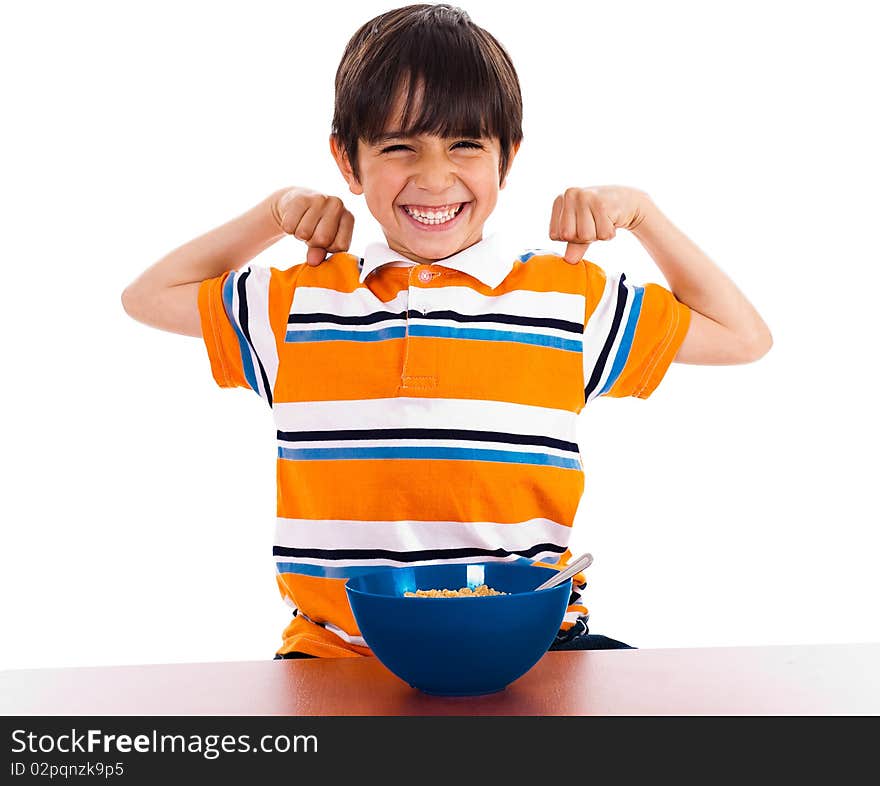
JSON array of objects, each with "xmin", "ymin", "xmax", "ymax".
[
  {"xmin": 236, "ymin": 270, "xmax": 274, "ymax": 407},
  {"xmin": 289, "ymin": 310, "xmax": 407, "ymax": 326},
  {"xmin": 416, "ymin": 310, "xmax": 582, "ymax": 334},
  {"xmin": 288, "ymin": 309, "xmax": 582, "ymax": 334},
  {"xmin": 584, "ymin": 274, "xmax": 628, "ymax": 402},
  {"xmin": 276, "ymin": 427, "xmax": 579, "ymax": 454},
  {"xmin": 272, "ymin": 543, "xmax": 567, "ymax": 562}
]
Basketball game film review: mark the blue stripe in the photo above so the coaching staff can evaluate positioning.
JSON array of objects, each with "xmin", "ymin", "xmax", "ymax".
[
  {"xmin": 285, "ymin": 326, "xmax": 407, "ymax": 343},
  {"xmin": 276, "ymin": 562, "xmax": 395, "ymax": 579},
  {"xmin": 408, "ymin": 325, "xmax": 581, "ymax": 352},
  {"xmin": 518, "ymin": 249, "xmax": 554, "ymax": 263},
  {"xmin": 276, "ymin": 555, "xmax": 551, "ymax": 579},
  {"xmin": 278, "ymin": 445, "xmax": 581, "ymax": 470},
  {"xmin": 221, "ymin": 273, "xmax": 259, "ymax": 394},
  {"xmin": 599, "ymin": 286, "xmax": 644, "ymax": 395}
]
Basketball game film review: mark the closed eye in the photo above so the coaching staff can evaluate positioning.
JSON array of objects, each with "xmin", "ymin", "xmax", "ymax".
[{"xmin": 379, "ymin": 140, "xmax": 485, "ymax": 154}]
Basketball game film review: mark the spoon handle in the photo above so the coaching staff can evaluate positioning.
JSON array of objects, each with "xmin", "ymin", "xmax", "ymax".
[{"xmin": 534, "ymin": 552, "xmax": 594, "ymax": 591}]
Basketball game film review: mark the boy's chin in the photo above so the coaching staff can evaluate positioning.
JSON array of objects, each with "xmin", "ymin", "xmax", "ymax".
[
  {"xmin": 386, "ymin": 227, "xmax": 480, "ymax": 262},
  {"xmin": 406, "ymin": 237, "xmax": 464, "ymax": 258}
]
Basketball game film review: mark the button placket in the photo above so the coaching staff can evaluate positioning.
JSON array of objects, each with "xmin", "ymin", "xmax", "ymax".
[
  {"xmin": 410, "ymin": 266, "xmax": 437, "ymax": 315},
  {"xmin": 398, "ymin": 265, "xmax": 439, "ymax": 393},
  {"xmin": 400, "ymin": 266, "xmax": 414, "ymax": 380}
]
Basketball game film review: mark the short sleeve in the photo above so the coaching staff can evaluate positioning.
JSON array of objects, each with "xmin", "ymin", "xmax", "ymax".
[
  {"xmin": 197, "ymin": 265, "xmax": 283, "ymax": 406},
  {"xmin": 582, "ymin": 261, "xmax": 691, "ymax": 402}
]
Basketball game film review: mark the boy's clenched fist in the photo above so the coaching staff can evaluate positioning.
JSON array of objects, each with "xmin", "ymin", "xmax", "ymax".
[
  {"xmin": 272, "ymin": 187, "xmax": 355, "ymax": 267},
  {"xmin": 550, "ymin": 186, "xmax": 650, "ymax": 263}
]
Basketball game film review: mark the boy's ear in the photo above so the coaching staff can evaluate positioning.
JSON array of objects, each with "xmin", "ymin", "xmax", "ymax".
[
  {"xmin": 499, "ymin": 140, "xmax": 522, "ymax": 190},
  {"xmin": 329, "ymin": 135, "xmax": 364, "ymax": 196}
]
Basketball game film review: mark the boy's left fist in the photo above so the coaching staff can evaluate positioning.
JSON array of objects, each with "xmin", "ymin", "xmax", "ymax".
[{"xmin": 549, "ymin": 186, "xmax": 649, "ymax": 263}]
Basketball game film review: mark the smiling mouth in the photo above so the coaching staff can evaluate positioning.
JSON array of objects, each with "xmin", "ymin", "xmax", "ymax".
[{"xmin": 399, "ymin": 202, "xmax": 469, "ymax": 228}]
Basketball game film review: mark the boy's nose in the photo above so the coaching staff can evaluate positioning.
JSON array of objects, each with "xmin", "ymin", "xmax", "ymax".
[{"xmin": 412, "ymin": 159, "xmax": 457, "ymax": 193}]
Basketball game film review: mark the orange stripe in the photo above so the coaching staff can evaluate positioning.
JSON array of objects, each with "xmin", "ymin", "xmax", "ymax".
[
  {"xmin": 582, "ymin": 260, "xmax": 610, "ymax": 325},
  {"xmin": 278, "ymin": 336, "xmax": 584, "ymax": 410},
  {"xmin": 277, "ymin": 612, "xmax": 371, "ymax": 658},
  {"xmin": 633, "ymin": 288, "xmax": 691, "ymax": 398},
  {"xmin": 277, "ymin": 457, "xmax": 584, "ymax": 525},
  {"xmin": 276, "ymin": 572, "xmax": 360, "ymax": 632}
]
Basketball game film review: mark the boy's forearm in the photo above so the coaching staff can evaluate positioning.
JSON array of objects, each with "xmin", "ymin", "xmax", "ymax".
[
  {"xmin": 124, "ymin": 188, "xmax": 288, "ymax": 294},
  {"xmin": 630, "ymin": 195, "xmax": 772, "ymax": 352}
]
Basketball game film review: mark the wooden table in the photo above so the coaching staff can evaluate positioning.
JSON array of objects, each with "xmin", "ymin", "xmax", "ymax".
[{"xmin": 2, "ymin": 643, "xmax": 878, "ymax": 715}]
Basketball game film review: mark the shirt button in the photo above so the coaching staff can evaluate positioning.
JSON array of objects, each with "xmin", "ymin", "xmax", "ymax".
[{"xmin": 418, "ymin": 269, "xmax": 432, "ymax": 283}]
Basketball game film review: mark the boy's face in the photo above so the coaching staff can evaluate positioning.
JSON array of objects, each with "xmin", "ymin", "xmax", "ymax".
[{"xmin": 331, "ymin": 88, "xmax": 519, "ymax": 265}]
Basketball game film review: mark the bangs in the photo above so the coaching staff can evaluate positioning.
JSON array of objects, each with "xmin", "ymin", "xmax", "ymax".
[{"xmin": 356, "ymin": 36, "xmax": 508, "ymax": 144}]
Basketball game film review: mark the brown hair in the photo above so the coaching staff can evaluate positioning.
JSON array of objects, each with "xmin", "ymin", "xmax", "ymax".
[{"xmin": 332, "ymin": 4, "xmax": 523, "ymax": 185}]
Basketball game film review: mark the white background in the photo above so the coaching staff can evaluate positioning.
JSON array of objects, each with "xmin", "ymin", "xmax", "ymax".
[{"xmin": 1, "ymin": 0, "xmax": 877, "ymax": 671}]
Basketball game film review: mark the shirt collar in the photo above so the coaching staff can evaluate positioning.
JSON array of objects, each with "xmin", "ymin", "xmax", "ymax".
[{"xmin": 358, "ymin": 232, "xmax": 518, "ymax": 290}]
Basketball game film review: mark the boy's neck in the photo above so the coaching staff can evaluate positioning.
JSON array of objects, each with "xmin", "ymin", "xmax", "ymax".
[{"xmin": 382, "ymin": 234, "xmax": 485, "ymax": 265}]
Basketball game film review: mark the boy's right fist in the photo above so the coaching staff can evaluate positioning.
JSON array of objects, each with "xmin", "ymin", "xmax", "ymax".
[{"xmin": 271, "ymin": 187, "xmax": 355, "ymax": 267}]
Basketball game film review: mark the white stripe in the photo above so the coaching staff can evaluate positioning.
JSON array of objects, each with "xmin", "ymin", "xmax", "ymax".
[
  {"xmin": 586, "ymin": 281, "xmax": 636, "ymax": 402},
  {"xmin": 292, "ymin": 610, "xmax": 368, "ymax": 648},
  {"xmin": 415, "ymin": 285, "xmax": 585, "ymax": 323},
  {"xmin": 291, "ymin": 285, "xmax": 585, "ymax": 324},
  {"xmin": 321, "ymin": 621, "xmax": 367, "ymax": 648},
  {"xmin": 274, "ymin": 397, "xmax": 579, "ymax": 445},
  {"xmin": 240, "ymin": 266, "xmax": 279, "ymax": 399},
  {"xmin": 275, "ymin": 516, "xmax": 572, "ymax": 554},
  {"xmin": 418, "ymin": 287, "xmax": 585, "ymax": 325},
  {"xmin": 286, "ymin": 320, "xmax": 404, "ymax": 334},
  {"xmin": 582, "ymin": 271, "xmax": 620, "ymax": 394},
  {"xmin": 292, "ymin": 286, "xmax": 408, "ymax": 316}
]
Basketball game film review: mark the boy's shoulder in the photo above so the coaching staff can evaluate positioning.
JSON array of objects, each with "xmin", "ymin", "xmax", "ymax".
[
  {"xmin": 513, "ymin": 247, "xmax": 604, "ymax": 274},
  {"xmin": 514, "ymin": 247, "xmax": 559, "ymax": 264},
  {"xmin": 504, "ymin": 247, "xmax": 595, "ymax": 296},
  {"xmin": 264, "ymin": 252, "xmax": 363, "ymax": 291}
]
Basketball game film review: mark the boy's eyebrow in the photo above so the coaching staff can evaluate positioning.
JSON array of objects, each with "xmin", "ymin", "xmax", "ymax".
[
  {"xmin": 374, "ymin": 131, "xmax": 409, "ymax": 143},
  {"xmin": 373, "ymin": 131, "xmax": 485, "ymax": 144}
]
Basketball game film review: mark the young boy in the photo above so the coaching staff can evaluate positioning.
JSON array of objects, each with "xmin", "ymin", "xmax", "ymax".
[{"xmin": 121, "ymin": 4, "xmax": 771, "ymax": 660}]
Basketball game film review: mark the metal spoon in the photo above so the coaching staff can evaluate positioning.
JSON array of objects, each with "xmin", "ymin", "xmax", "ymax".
[{"xmin": 533, "ymin": 552, "xmax": 593, "ymax": 591}]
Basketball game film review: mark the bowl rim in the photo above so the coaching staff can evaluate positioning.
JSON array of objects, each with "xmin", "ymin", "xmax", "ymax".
[
  {"xmin": 345, "ymin": 583, "xmax": 571, "ymax": 600},
  {"xmin": 344, "ymin": 563, "xmax": 572, "ymax": 600}
]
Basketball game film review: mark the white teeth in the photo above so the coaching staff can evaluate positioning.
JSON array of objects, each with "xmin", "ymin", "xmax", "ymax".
[{"xmin": 403, "ymin": 204, "xmax": 463, "ymax": 225}]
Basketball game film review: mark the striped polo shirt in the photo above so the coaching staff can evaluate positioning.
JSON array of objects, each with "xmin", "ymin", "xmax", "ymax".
[{"xmin": 197, "ymin": 233, "xmax": 691, "ymax": 658}]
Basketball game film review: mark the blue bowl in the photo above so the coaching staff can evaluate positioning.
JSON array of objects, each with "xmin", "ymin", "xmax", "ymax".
[{"xmin": 345, "ymin": 562, "xmax": 571, "ymax": 696}]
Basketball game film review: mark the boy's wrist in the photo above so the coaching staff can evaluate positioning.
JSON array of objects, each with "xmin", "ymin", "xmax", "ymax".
[
  {"xmin": 265, "ymin": 188, "xmax": 294, "ymax": 237},
  {"xmin": 628, "ymin": 189, "xmax": 656, "ymax": 236}
]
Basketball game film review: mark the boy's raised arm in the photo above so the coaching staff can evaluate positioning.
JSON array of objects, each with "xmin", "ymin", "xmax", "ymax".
[
  {"xmin": 121, "ymin": 188, "xmax": 353, "ymax": 337},
  {"xmin": 551, "ymin": 186, "xmax": 772, "ymax": 364}
]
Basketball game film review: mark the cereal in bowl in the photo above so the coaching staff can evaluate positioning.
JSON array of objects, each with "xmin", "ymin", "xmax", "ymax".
[{"xmin": 404, "ymin": 584, "xmax": 507, "ymax": 597}]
